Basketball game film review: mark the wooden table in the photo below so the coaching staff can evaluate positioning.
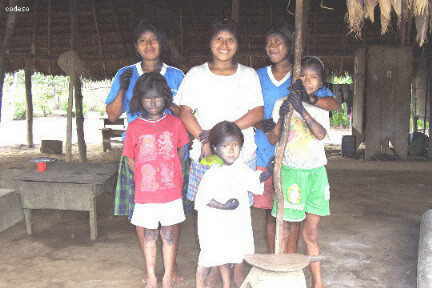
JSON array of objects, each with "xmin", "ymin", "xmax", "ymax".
[{"xmin": 15, "ymin": 162, "xmax": 117, "ymax": 240}]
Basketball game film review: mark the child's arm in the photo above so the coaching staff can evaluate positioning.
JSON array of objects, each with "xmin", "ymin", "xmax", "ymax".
[
  {"xmin": 178, "ymin": 146, "xmax": 185, "ymax": 172},
  {"xmin": 314, "ymin": 97, "xmax": 340, "ymax": 111},
  {"xmin": 302, "ymin": 111, "xmax": 327, "ymax": 140},
  {"xmin": 267, "ymin": 119, "xmax": 282, "ymax": 145},
  {"xmin": 207, "ymin": 198, "xmax": 239, "ymax": 210},
  {"xmin": 290, "ymin": 93, "xmax": 327, "ymax": 140}
]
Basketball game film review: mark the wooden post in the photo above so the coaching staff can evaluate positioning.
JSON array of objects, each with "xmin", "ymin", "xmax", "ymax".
[
  {"xmin": 74, "ymin": 77, "xmax": 87, "ymax": 161},
  {"xmin": 24, "ymin": 68, "xmax": 34, "ymax": 147},
  {"xmin": 0, "ymin": 0, "xmax": 18, "ymax": 122},
  {"xmin": 232, "ymin": 0, "xmax": 240, "ymax": 22},
  {"xmin": 352, "ymin": 48, "xmax": 367, "ymax": 146},
  {"xmin": 274, "ymin": 0, "xmax": 304, "ymax": 255},
  {"xmin": 70, "ymin": 0, "xmax": 87, "ymax": 162},
  {"xmin": 65, "ymin": 76, "xmax": 74, "ymax": 162}
]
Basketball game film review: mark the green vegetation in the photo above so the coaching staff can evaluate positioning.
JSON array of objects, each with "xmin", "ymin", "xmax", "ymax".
[
  {"xmin": 329, "ymin": 73, "xmax": 352, "ymax": 128},
  {"xmin": 3, "ymin": 71, "xmax": 109, "ymax": 120}
]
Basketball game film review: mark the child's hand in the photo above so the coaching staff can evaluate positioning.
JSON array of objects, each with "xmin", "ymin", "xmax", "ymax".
[
  {"xmin": 207, "ymin": 198, "xmax": 239, "ymax": 210},
  {"xmin": 198, "ymin": 130, "xmax": 210, "ymax": 144},
  {"xmin": 199, "ymin": 143, "xmax": 212, "ymax": 161},
  {"xmin": 120, "ymin": 68, "xmax": 133, "ymax": 90},
  {"xmin": 288, "ymin": 92, "xmax": 306, "ymax": 116},
  {"xmin": 279, "ymin": 98, "xmax": 291, "ymax": 119},
  {"xmin": 224, "ymin": 198, "xmax": 239, "ymax": 209},
  {"xmin": 259, "ymin": 157, "xmax": 274, "ymax": 182},
  {"xmin": 261, "ymin": 119, "xmax": 276, "ymax": 133}
]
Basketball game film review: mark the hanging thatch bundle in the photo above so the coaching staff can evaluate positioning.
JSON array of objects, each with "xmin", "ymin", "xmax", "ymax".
[
  {"xmin": 415, "ymin": 8, "xmax": 430, "ymax": 46},
  {"xmin": 391, "ymin": 0, "xmax": 402, "ymax": 23},
  {"xmin": 377, "ymin": 0, "xmax": 393, "ymax": 34},
  {"xmin": 346, "ymin": 0, "xmax": 365, "ymax": 36},
  {"xmin": 365, "ymin": 0, "xmax": 378, "ymax": 22},
  {"xmin": 411, "ymin": 0, "xmax": 429, "ymax": 16}
]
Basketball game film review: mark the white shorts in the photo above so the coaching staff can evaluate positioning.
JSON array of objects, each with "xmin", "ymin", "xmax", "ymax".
[{"xmin": 131, "ymin": 199, "xmax": 185, "ymax": 229}]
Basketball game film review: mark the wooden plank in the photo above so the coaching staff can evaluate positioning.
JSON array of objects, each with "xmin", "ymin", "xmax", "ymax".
[
  {"xmin": 15, "ymin": 162, "xmax": 117, "ymax": 184},
  {"xmin": 352, "ymin": 48, "xmax": 366, "ymax": 146},
  {"xmin": 365, "ymin": 46, "xmax": 412, "ymax": 159}
]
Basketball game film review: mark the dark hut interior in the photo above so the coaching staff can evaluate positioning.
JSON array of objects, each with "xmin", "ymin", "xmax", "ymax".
[
  {"xmin": 1, "ymin": 2, "xmax": 432, "ymax": 288},
  {"xmin": 0, "ymin": 0, "xmax": 431, "ymax": 160}
]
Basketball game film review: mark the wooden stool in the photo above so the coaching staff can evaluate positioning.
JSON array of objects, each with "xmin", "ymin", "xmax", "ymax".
[{"xmin": 241, "ymin": 253, "xmax": 319, "ymax": 288}]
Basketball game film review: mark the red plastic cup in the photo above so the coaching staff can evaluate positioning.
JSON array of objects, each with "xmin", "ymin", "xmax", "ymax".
[{"xmin": 36, "ymin": 162, "xmax": 47, "ymax": 172}]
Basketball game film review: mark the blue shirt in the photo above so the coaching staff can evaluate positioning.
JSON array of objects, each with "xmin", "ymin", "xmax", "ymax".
[
  {"xmin": 255, "ymin": 66, "xmax": 334, "ymax": 167},
  {"xmin": 105, "ymin": 62, "xmax": 184, "ymax": 123}
]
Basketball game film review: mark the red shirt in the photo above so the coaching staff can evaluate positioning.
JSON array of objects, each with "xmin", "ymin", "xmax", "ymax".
[{"xmin": 122, "ymin": 114, "xmax": 190, "ymax": 204}]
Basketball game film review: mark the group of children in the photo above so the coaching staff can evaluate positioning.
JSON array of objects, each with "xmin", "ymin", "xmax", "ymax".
[{"xmin": 106, "ymin": 19, "xmax": 338, "ymax": 288}]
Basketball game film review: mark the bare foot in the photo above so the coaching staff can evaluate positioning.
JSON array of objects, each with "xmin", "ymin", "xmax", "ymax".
[
  {"xmin": 162, "ymin": 273, "xmax": 184, "ymax": 288},
  {"xmin": 143, "ymin": 276, "xmax": 158, "ymax": 288},
  {"xmin": 204, "ymin": 268, "xmax": 221, "ymax": 288}
]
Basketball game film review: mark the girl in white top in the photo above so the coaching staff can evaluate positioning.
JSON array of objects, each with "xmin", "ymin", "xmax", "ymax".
[
  {"xmin": 174, "ymin": 20, "xmax": 264, "ymax": 205},
  {"xmin": 194, "ymin": 121, "xmax": 271, "ymax": 288}
]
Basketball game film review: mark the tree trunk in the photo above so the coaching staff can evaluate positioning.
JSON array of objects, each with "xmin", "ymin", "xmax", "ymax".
[
  {"xmin": 24, "ymin": 68, "xmax": 34, "ymax": 147},
  {"xmin": 74, "ymin": 77, "xmax": 87, "ymax": 162}
]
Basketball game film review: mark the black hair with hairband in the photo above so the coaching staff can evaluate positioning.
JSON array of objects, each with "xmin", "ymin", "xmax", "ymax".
[{"xmin": 301, "ymin": 56, "xmax": 326, "ymax": 81}]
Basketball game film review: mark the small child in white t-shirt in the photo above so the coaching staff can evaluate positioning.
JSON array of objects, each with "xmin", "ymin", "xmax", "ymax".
[{"xmin": 194, "ymin": 121, "xmax": 271, "ymax": 288}]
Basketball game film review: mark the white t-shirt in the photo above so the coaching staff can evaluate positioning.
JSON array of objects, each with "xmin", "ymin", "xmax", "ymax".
[
  {"xmin": 273, "ymin": 100, "xmax": 329, "ymax": 169},
  {"xmin": 194, "ymin": 161, "xmax": 263, "ymax": 267},
  {"xmin": 174, "ymin": 63, "xmax": 264, "ymax": 162}
]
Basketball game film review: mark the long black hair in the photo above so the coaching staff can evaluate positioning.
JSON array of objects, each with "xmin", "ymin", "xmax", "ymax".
[
  {"xmin": 208, "ymin": 19, "xmax": 240, "ymax": 63},
  {"xmin": 129, "ymin": 72, "xmax": 172, "ymax": 116},
  {"xmin": 265, "ymin": 23, "xmax": 294, "ymax": 64},
  {"xmin": 133, "ymin": 20, "xmax": 178, "ymax": 66},
  {"xmin": 209, "ymin": 121, "xmax": 244, "ymax": 152},
  {"xmin": 301, "ymin": 56, "xmax": 326, "ymax": 83}
]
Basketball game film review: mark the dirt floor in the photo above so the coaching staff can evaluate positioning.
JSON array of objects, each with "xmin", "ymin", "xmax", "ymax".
[{"xmin": 1, "ymin": 144, "xmax": 432, "ymax": 288}]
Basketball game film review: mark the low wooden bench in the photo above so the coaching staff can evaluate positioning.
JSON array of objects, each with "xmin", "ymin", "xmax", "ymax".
[{"xmin": 101, "ymin": 118, "xmax": 126, "ymax": 152}]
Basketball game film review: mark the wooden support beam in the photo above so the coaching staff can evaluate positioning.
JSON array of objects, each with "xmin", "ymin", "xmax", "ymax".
[
  {"xmin": 232, "ymin": 0, "xmax": 240, "ymax": 23},
  {"xmin": 47, "ymin": 0, "xmax": 52, "ymax": 74},
  {"xmin": 293, "ymin": 0, "xmax": 304, "ymax": 80},
  {"xmin": 91, "ymin": 0, "xmax": 108, "ymax": 79},
  {"xmin": 24, "ymin": 68, "xmax": 34, "ymax": 147},
  {"xmin": 65, "ymin": 76, "xmax": 74, "ymax": 162},
  {"xmin": 70, "ymin": 0, "xmax": 87, "ymax": 162},
  {"xmin": 274, "ymin": 0, "xmax": 305, "ymax": 255},
  {"xmin": 0, "ymin": 0, "xmax": 18, "ymax": 122}
]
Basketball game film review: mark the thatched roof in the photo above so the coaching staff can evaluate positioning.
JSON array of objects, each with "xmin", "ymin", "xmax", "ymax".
[
  {"xmin": 346, "ymin": 0, "xmax": 431, "ymax": 46},
  {"xmin": 0, "ymin": 0, "xmax": 428, "ymax": 80},
  {"xmin": 0, "ymin": 0, "xmax": 186, "ymax": 80}
]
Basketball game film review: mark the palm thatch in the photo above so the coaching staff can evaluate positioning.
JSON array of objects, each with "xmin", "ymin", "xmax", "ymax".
[
  {"xmin": 346, "ymin": 0, "xmax": 431, "ymax": 45},
  {"xmin": 0, "ymin": 0, "xmax": 182, "ymax": 80}
]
